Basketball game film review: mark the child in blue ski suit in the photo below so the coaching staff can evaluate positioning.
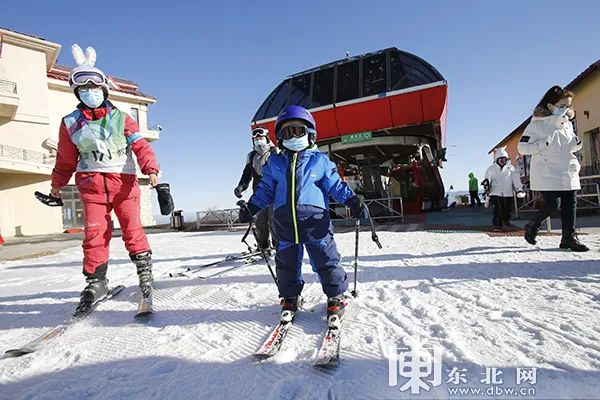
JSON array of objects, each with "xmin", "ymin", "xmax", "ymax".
[{"xmin": 239, "ymin": 105, "xmax": 366, "ymax": 328}]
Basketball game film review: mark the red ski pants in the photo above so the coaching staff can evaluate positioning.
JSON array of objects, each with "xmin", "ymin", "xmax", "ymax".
[{"xmin": 83, "ymin": 196, "xmax": 150, "ymax": 275}]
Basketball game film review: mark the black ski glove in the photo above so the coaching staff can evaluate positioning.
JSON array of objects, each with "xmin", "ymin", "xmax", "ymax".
[
  {"xmin": 345, "ymin": 196, "xmax": 369, "ymax": 219},
  {"xmin": 155, "ymin": 183, "xmax": 175, "ymax": 215},
  {"xmin": 34, "ymin": 191, "xmax": 63, "ymax": 207},
  {"xmin": 234, "ymin": 185, "xmax": 244, "ymax": 199},
  {"xmin": 237, "ymin": 200, "xmax": 258, "ymax": 223}
]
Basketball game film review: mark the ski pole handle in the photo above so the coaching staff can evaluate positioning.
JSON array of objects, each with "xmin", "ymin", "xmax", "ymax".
[
  {"xmin": 360, "ymin": 198, "xmax": 382, "ymax": 249},
  {"xmin": 371, "ymin": 231, "xmax": 382, "ymax": 249}
]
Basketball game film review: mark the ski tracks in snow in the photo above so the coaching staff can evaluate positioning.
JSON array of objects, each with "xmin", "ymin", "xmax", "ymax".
[{"xmin": 0, "ymin": 231, "xmax": 599, "ymax": 399}]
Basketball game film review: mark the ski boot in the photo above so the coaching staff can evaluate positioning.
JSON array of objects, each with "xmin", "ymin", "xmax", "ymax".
[
  {"xmin": 559, "ymin": 231, "xmax": 589, "ymax": 252},
  {"xmin": 76, "ymin": 264, "xmax": 109, "ymax": 315},
  {"xmin": 326, "ymin": 294, "xmax": 348, "ymax": 329},
  {"xmin": 280, "ymin": 296, "xmax": 303, "ymax": 324},
  {"xmin": 492, "ymin": 216, "xmax": 502, "ymax": 232},
  {"xmin": 524, "ymin": 222, "xmax": 539, "ymax": 245},
  {"xmin": 257, "ymin": 242, "xmax": 275, "ymax": 259},
  {"xmin": 131, "ymin": 251, "xmax": 153, "ymax": 297}
]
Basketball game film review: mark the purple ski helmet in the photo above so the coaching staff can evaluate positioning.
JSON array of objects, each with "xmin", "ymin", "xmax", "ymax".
[{"xmin": 275, "ymin": 105, "xmax": 317, "ymax": 143}]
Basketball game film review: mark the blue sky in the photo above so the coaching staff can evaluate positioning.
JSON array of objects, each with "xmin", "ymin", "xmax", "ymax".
[{"xmin": 4, "ymin": 0, "xmax": 600, "ymax": 212}]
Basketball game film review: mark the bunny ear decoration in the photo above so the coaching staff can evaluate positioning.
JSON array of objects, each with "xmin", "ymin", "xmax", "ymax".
[
  {"xmin": 71, "ymin": 44, "xmax": 86, "ymax": 67},
  {"xmin": 84, "ymin": 46, "xmax": 97, "ymax": 67}
]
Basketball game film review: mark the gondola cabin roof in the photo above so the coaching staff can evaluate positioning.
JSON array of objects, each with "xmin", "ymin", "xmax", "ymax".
[{"xmin": 252, "ymin": 47, "xmax": 446, "ymax": 123}]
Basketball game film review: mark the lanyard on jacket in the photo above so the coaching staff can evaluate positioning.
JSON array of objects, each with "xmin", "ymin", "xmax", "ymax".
[{"xmin": 78, "ymin": 103, "xmax": 113, "ymax": 140}]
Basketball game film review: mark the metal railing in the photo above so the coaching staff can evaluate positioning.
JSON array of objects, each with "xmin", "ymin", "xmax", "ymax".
[
  {"xmin": 330, "ymin": 196, "xmax": 404, "ymax": 222},
  {"xmin": 0, "ymin": 79, "xmax": 17, "ymax": 95},
  {"xmin": 0, "ymin": 143, "xmax": 53, "ymax": 165},
  {"xmin": 514, "ymin": 176, "xmax": 600, "ymax": 228},
  {"xmin": 577, "ymin": 175, "xmax": 600, "ymax": 210},
  {"xmin": 196, "ymin": 208, "xmax": 242, "ymax": 230},
  {"xmin": 195, "ymin": 195, "xmax": 405, "ymax": 230}
]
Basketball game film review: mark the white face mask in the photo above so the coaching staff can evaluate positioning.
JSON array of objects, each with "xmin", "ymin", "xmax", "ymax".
[
  {"xmin": 79, "ymin": 87, "xmax": 105, "ymax": 108},
  {"xmin": 253, "ymin": 137, "xmax": 269, "ymax": 153},
  {"xmin": 283, "ymin": 135, "xmax": 309, "ymax": 152},
  {"xmin": 552, "ymin": 106, "xmax": 569, "ymax": 117}
]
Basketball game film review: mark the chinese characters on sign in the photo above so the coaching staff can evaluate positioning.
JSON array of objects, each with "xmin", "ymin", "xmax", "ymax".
[{"xmin": 341, "ymin": 131, "xmax": 372, "ymax": 145}]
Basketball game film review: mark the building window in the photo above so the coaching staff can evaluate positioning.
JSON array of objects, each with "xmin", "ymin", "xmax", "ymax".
[
  {"xmin": 312, "ymin": 67, "xmax": 334, "ymax": 107},
  {"xmin": 61, "ymin": 186, "xmax": 84, "ymax": 229},
  {"xmin": 362, "ymin": 53, "xmax": 387, "ymax": 96},
  {"xmin": 389, "ymin": 51, "xmax": 440, "ymax": 91},
  {"xmin": 252, "ymin": 80, "xmax": 291, "ymax": 121},
  {"xmin": 130, "ymin": 107, "xmax": 139, "ymax": 124},
  {"xmin": 589, "ymin": 128, "xmax": 600, "ymax": 174},
  {"xmin": 288, "ymin": 74, "xmax": 312, "ymax": 109},
  {"xmin": 336, "ymin": 61, "xmax": 359, "ymax": 103},
  {"xmin": 389, "ymin": 52, "xmax": 410, "ymax": 91}
]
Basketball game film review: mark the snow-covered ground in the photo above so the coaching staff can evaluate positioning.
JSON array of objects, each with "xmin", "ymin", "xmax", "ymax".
[{"xmin": 0, "ymin": 230, "xmax": 599, "ymax": 400}]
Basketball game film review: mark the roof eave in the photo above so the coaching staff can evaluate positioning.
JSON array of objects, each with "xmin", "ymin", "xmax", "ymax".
[{"xmin": 0, "ymin": 28, "xmax": 61, "ymax": 71}]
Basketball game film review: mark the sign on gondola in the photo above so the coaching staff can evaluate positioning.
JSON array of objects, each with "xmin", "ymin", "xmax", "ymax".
[{"xmin": 341, "ymin": 131, "xmax": 372, "ymax": 145}]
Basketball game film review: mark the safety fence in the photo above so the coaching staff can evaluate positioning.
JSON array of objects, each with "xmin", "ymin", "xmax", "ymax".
[
  {"xmin": 512, "ymin": 175, "xmax": 600, "ymax": 232},
  {"xmin": 195, "ymin": 196, "xmax": 405, "ymax": 230},
  {"xmin": 0, "ymin": 143, "xmax": 53, "ymax": 165},
  {"xmin": 0, "ymin": 79, "xmax": 17, "ymax": 95}
]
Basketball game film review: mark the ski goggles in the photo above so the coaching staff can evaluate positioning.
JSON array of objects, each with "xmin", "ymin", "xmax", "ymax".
[
  {"xmin": 277, "ymin": 124, "xmax": 316, "ymax": 140},
  {"xmin": 251, "ymin": 127, "xmax": 269, "ymax": 138},
  {"xmin": 71, "ymin": 70, "xmax": 107, "ymax": 86}
]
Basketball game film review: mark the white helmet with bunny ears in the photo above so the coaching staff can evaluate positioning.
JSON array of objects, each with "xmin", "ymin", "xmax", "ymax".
[
  {"xmin": 494, "ymin": 147, "xmax": 509, "ymax": 160},
  {"xmin": 68, "ymin": 44, "xmax": 110, "ymax": 98}
]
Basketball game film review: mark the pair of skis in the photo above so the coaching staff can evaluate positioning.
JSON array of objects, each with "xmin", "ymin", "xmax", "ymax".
[
  {"xmin": 254, "ymin": 307, "xmax": 343, "ymax": 367},
  {"xmin": 167, "ymin": 250, "xmax": 262, "ymax": 278}
]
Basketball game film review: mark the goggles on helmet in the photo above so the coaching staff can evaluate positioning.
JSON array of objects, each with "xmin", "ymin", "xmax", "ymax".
[
  {"xmin": 71, "ymin": 70, "xmax": 107, "ymax": 87},
  {"xmin": 252, "ymin": 127, "xmax": 269, "ymax": 138},
  {"xmin": 277, "ymin": 124, "xmax": 316, "ymax": 140}
]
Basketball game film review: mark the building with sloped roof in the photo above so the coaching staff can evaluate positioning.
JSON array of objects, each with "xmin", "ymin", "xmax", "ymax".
[
  {"xmin": 0, "ymin": 27, "xmax": 161, "ymax": 237},
  {"xmin": 489, "ymin": 59, "xmax": 600, "ymax": 178}
]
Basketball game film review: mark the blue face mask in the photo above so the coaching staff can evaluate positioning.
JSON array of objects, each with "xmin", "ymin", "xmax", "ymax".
[
  {"xmin": 283, "ymin": 135, "xmax": 309, "ymax": 152},
  {"xmin": 552, "ymin": 106, "xmax": 568, "ymax": 117},
  {"xmin": 79, "ymin": 88, "xmax": 105, "ymax": 108}
]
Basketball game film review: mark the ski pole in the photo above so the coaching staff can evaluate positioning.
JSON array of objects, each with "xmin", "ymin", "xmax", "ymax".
[
  {"xmin": 237, "ymin": 201, "xmax": 279, "ymax": 290},
  {"xmin": 240, "ymin": 221, "xmax": 253, "ymax": 253},
  {"xmin": 359, "ymin": 197, "xmax": 382, "ymax": 249},
  {"xmin": 351, "ymin": 206, "xmax": 360, "ymax": 298},
  {"xmin": 350, "ymin": 197, "xmax": 383, "ymax": 298}
]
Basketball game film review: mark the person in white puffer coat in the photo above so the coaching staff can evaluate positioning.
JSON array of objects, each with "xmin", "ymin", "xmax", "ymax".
[
  {"xmin": 483, "ymin": 147, "xmax": 524, "ymax": 229},
  {"xmin": 517, "ymin": 85, "xmax": 588, "ymax": 252}
]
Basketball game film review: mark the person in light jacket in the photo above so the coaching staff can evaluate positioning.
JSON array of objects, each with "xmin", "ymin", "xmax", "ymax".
[
  {"xmin": 483, "ymin": 148, "xmax": 524, "ymax": 230},
  {"xmin": 517, "ymin": 85, "xmax": 589, "ymax": 251}
]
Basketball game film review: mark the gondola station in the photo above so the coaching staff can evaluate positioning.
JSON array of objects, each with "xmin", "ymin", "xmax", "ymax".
[{"xmin": 251, "ymin": 48, "xmax": 448, "ymax": 215}]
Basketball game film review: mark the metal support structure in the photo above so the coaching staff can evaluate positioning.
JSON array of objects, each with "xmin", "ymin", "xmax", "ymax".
[
  {"xmin": 329, "ymin": 196, "xmax": 404, "ymax": 222},
  {"xmin": 196, "ymin": 208, "xmax": 245, "ymax": 230}
]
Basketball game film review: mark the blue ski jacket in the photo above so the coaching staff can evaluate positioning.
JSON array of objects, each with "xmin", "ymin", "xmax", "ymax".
[{"xmin": 248, "ymin": 148, "xmax": 355, "ymax": 243}]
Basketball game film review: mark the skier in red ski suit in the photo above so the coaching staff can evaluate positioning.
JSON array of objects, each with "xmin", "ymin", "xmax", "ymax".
[{"xmin": 50, "ymin": 44, "xmax": 160, "ymax": 312}]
